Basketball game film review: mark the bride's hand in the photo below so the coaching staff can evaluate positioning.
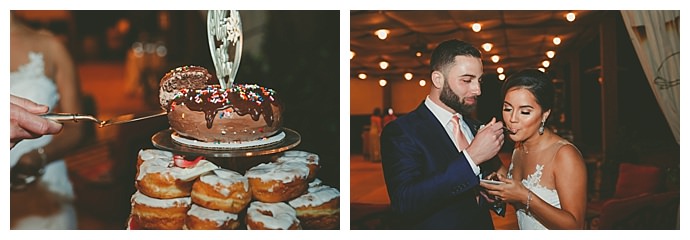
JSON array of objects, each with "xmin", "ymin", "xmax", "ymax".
[{"xmin": 480, "ymin": 174, "xmax": 529, "ymax": 205}]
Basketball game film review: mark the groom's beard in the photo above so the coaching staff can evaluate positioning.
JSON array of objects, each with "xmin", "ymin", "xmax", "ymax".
[{"xmin": 440, "ymin": 82, "xmax": 476, "ymax": 115}]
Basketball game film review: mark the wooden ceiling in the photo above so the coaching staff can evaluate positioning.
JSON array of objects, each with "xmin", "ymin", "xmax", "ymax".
[{"xmin": 350, "ymin": 10, "xmax": 610, "ymax": 82}]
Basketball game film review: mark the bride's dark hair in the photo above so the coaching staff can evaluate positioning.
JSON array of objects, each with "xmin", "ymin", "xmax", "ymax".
[{"xmin": 500, "ymin": 69, "xmax": 555, "ymax": 112}]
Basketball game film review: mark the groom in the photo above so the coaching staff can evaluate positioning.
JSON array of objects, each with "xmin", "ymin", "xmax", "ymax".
[{"xmin": 380, "ymin": 39, "xmax": 506, "ymax": 229}]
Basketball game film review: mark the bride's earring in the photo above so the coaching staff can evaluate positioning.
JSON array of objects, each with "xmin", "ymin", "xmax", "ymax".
[{"xmin": 538, "ymin": 120, "xmax": 545, "ymax": 135}]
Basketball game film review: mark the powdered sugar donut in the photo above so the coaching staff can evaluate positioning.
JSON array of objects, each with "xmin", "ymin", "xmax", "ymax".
[{"xmin": 246, "ymin": 201, "xmax": 300, "ymax": 230}]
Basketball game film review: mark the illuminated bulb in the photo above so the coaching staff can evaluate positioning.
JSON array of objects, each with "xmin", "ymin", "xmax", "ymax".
[
  {"xmin": 375, "ymin": 29, "xmax": 390, "ymax": 40},
  {"xmin": 546, "ymin": 50, "xmax": 555, "ymax": 59},
  {"xmin": 542, "ymin": 60, "xmax": 550, "ymax": 68},
  {"xmin": 482, "ymin": 43, "xmax": 493, "ymax": 52},
  {"xmin": 358, "ymin": 73, "xmax": 367, "ymax": 79},
  {"xmin": 566, "ymin": 12, "xmax": 576, "ymax": 22},
  {"xmin": 379, "ymin": 79, "xmax": 388, "ymax": 87},
  {"xmin": 491, "ymin": 55, "xmax": 500, "ymax": 63},
  {"xmin": 350, "ymin": 50, "xmax": 355, "ymax": 60},
  {"xmin": 415, "ymin": 51, "xmax": 422, "ymax": 57},
  {"xmin": 404, "ymin": 72, "xmax": 413, "ymax": 80},
  {"xmin": 538, "ymin": 67, "xmax": 546, "ymax": 72},
  {"xmin": 553, "ymin": 36, "xmax": 562, "ymax": 45},
  {"xmin": 379, "ymin": 60, "xmax": 389, "ymax": 70},
  {"xmin": 498, "ymin": 74, "xmax": 506, "ymax": 81},
  {"xmin": 472, "ymin": 22, "xmax": 481, "ymax": 32},
  {"xmin": 497, "ymin": 67, "xmax": 504, "ymax": 74},
  {"xmin": 419, "ymin": 79, "xmax": 427, "ymax": 87}
]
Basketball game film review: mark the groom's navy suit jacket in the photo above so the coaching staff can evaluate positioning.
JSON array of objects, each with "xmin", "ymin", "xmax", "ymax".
[{"xmin": 381, "ymin": 102, "xmax": 504, "ymax": 229}]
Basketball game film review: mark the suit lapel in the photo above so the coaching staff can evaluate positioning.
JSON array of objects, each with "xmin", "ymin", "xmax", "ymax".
[{"xmin": 413, "ymin": 103, "xmax": 460, "ymax": 159}]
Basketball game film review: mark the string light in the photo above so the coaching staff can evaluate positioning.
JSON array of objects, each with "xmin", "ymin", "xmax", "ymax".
[
  {"xmin": 538, "ymin": 67, "xmax": 546, "ymax": 72},
  {"xmin": 491, "ymin": 55, "xmax": 500, "ymax": 63},
  {"xmin": 379, "ymin": 60, "xmax": 389, "ymax": 70},
  {"xmin": 566, "ymin": 12, "xmax": 576, "ymax": 22},
  {"xmin": 358, "ymin": 73, "xmax": 367, "ymax": 80},
  {"xmin": 482, "ymin": 43, "xmax": 493, "ymax": 52},
  {"xmin": 379, "ymin": 79, "xmax": 387, "ymax": 87},
  {"xmin": 542, "ymin": 60, "xmax": 550, "ymax": 68},
  {"xmin": 472, "ymin": 22, "xmax": 481, "ymax": 32},
  {"xmin": 497, "ymin": 67, "xmax": 504, "ymax": 74},
  {"xmin": 419, "ymin": 79, "xmax": 426, "ymax": 86},
  {"xmin": 498, "ymin": 74, "xmax": 506, "ymax": 80},
  {"xmin": 375, "ymin": 29, "xmax": 390, "ymax": 40},
  {"xmin": 404, "ymin": 72, "xmax": 413, "ymax": 80},
  {"xmin": 546, "ymin": 50, "xmax": 555, "ymax": 59},
  {"xmin": 553, "ymin": 36, "xmax": 562, "ymax": 45},
  {"xmin": 350, "ymin": 50, "xmax": 355, "ymax": 60}
]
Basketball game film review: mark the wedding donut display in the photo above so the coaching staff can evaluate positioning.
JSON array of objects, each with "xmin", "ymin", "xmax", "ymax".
[
  {"xmin": 128, "ymin": 11, "xmax": 337, "ymax": 230},
  {"xmin": 127, "ymin": 149, "xmax": 338, "ymax": 230}
]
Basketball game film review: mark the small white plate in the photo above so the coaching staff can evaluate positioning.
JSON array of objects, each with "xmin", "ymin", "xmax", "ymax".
[{"xmin": 480, "ymin": 179, "xmax": 504, "ymax": 185}]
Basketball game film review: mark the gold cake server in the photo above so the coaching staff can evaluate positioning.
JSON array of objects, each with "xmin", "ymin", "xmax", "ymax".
[{"xmin": 41, "ymin": 109, "xmax": 167, "ymax": 127}]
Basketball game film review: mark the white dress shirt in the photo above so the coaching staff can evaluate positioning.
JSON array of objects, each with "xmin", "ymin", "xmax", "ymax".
[{"xmin": 424, "ymin": 96, "xmax": 481, "ymax": 176}]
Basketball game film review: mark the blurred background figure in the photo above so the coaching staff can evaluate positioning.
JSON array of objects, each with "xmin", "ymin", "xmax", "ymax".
[
  {"xmin": 367, "ymin": 108, "xmax": 383, "ymax": 162},
  {"xmin": 10, "ymin": 11, "xmax": 88, "ymax": 229},
  {"xmin": 383, "ymin": 107, "xmax": 397, "ymax": 127}
]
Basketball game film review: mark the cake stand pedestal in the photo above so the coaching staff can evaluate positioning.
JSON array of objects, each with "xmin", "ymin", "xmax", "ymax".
[{"xmin": 151, "ymin": 128, "xmax": 301, "ymax": 173}]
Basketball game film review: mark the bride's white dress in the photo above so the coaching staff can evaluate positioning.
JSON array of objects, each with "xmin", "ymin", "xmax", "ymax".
[
  {"xmin": 10, "ymin": 52, "xmax": 77, "ymax": 229},
  {"xmin": 508, "ymin": 140, "xmax": 570, "ymax": 230}
]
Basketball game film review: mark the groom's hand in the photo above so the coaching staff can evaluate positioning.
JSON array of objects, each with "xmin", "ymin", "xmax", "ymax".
[{"xmin": 466, "ymin": 117, "xmax": 504, "ymax": 165}]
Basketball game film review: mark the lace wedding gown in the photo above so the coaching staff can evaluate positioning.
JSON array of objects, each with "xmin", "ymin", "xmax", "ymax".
[
  {"xmin": 10, "ymin": 52, "xmax": 77, "ymax": 229},
  {"xmin": 508, "ymin": 140, "xmax": 571, "ymax": 230}
]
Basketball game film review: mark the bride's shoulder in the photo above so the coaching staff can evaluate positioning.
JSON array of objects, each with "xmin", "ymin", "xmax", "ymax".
[{"xmin": 553, "ymin": 141, "xmax": 585, "ymax": 169}]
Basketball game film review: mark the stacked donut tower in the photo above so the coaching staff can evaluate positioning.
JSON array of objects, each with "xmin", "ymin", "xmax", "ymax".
[
  {"xmin": 126, "ymin": 11, "xmax": 339, "ymax": 230},
  {"xmin": 128, "ymin": 149, "xmax": 340, "ymax": 230}
]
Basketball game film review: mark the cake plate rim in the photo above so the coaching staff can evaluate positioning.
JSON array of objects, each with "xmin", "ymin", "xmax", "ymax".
[{"xmin": 151, "ymin": 128, "xmax": 301, "ymax": 158}]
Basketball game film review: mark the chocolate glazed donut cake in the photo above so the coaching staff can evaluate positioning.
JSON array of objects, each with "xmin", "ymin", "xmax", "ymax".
[{"xmin": 159, "ymin": 66, "xmax": 283, "ymax": 143}]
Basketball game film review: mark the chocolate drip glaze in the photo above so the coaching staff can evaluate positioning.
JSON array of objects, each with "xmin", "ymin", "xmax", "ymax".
[{"xmin": 168, "ymin": 84, "xmax": 280, "ymax": 129}]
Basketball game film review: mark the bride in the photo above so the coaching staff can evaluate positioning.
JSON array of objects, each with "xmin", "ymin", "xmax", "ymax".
[
  {"xmin": 10, "ymin": 11, "xmax": 87, "ymax": 229},
  {"xmin": 480, "ymin": 69, "xmax": 587, "ymax": 229}
]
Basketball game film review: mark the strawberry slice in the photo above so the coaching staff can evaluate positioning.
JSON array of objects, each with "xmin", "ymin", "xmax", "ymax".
[{"xmin": 173, "ymin": 155, "xmax": 205, "ymax": 168}]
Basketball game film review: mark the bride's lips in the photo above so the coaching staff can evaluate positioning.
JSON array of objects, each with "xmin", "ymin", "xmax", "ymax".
[{"xmin": 503, "ymin": 127, "xmax": 517, "ymax": 135}]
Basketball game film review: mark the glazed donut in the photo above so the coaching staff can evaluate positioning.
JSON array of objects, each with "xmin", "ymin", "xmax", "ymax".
[
  {"xmin": 246, "ymin": 201, "xmax": 301, "ymax": 230},
  {"xmin": 274, "ymin": 150, "xmax": 320, "ymax": 181},
  {"xmin": 130, "ymin": 191, "xmax": 191, "ymax": 230},
  {"xmin": 136, "ymin": 149, "xmax": 173, "ymax": 175},
  {"xmin": 191, "ymin": 169, "xmax": 251, "ymax": 213},
  {"xmin": 288, "ymin": 185, "xmax": 340, "ymax": 229},
  {"xmin": 136, "ymin": 158, "xmax": 219, "ymax": 199},
  {"xmin": 185, "ymin": 204, "xmax": 240, "ymax": 230},
  {"xmin": 245, "ymin": 161, "xmax": 309, "ymax": 203}
]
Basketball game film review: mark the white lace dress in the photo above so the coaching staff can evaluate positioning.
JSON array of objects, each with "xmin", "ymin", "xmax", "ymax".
[
  {"xmin": 508, "ymin": 140, "xmax": 570, "ymax": 230},
  {"xmin": 10, "ymin": 52, "xmax": 77, "ymax": 229}
]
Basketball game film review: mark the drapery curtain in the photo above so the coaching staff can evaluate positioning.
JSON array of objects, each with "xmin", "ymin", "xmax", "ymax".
[{"xmin": 620, "ymin": 10, "xmax": 680, "ymax": 144}]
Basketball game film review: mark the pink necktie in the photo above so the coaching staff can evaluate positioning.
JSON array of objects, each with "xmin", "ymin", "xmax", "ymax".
[{"xmin": 451, "ymin": 115, "xmax": 470, "ymax": 152}]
